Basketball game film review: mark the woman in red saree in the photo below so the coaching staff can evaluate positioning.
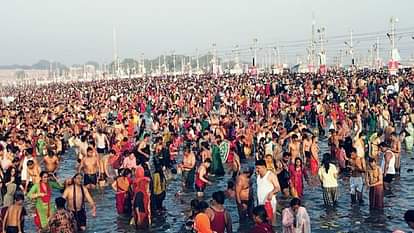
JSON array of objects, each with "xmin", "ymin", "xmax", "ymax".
[
  {"xmin": 112, "ymin": 168, "xmax": 132, "ymax": 215},
  {"xmin": 288, "ymin": 158, "xmax": 308, "ymax": 198},
  {"xmin": 310, "ymin": 136, "xmax": 320, "ymax": 176}
]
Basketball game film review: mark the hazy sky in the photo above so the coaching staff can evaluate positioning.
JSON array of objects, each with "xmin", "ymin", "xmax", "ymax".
[{"xmin": 0, "ymin": 0, "xmax": 413, "ymax": 65}]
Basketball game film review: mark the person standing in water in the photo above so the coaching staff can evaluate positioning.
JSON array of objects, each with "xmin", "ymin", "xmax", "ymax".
[
  {"xmin": 348, "ymin": 147, "xmax": 366, "ymax": 205},
  {"xmin": 195, "ymin": 159, "xmax": 212, "ymax": 198},
  {"xmin": 281, "ymin": 198, "xmax": 311, "ymax": 233},
  {"xmin": 318, "ymin": 156, "xmax": 339, "ymax": 207},
  {"xmin": 27, "ymin": 171, "xmax": 63, "ymax": 231},
  {"xmin": 379, "ymin": 142, "xmax": 396, "ymax": 191},
  {"xmin": 78, "ymin": 147, "xmax": 100, "ymax": 190},
  {"xmin": 43, "ymin": 149, "xmax": 60, "ymax": 175},
  {"xmin": 276, "ymin": 152, "xmax": 291, "ymax": 198},
  {"xmin": 206, "ymin": 191, "xmax": 233, "ymax": 233},
  {"xmin": 2, "ymin": 193, "xmax": 26, "ymax": 233},
  {"xmin": 62, "ymin": 173, "xmax": 96, "ymax": 232},
  {"xmin": 235, "ymin": 168, "xmax": 254, "ymax": 221},
  {"xmin": 390, "ymin": 132, "xmax": 401, "ymax": 177},
  {"xmin": 256, "ymin": 159, "xmax": 280, "ymax": 226},
  {"xmin": 249, "ymin": 205, "xmax": 274, "ymax": 233},
  {"xmin": 180, "ymin": 145, "xmax": 196, "ymax": 191},
  {"xmin": 365, "ymin": 157, "xmax": 384, "ymax": 209},
  {"xmin": 48, "ymin": 197, "xmax": 77, "ymax": 233}
]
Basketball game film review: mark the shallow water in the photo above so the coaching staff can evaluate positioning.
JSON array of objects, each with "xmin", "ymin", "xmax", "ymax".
[{"xmin": 24, "ymin": 137, "xmax": 414, "ymax": 233}]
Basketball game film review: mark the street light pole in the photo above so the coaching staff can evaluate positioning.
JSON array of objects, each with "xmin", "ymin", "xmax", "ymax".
[{"xmin": 253, "ymin": 38, "xmax": 258, "ymax": 67}]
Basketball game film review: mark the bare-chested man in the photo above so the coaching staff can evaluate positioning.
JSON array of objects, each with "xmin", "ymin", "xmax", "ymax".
[
  {"xmin": 289, "ymin": 134, "xmax": 301, "ymax": 163},
  {"xmin": 25, "ymin": 160, "xmax": 41, "ymax": 193},
  {"xmin": 302, "ymin": 134, "xmax": 312, "ymax": 166},
  {"xmin": 2, "ymin": 193, "xmax": 25, "ymax": 233},
  {"xmin": 180, "ymin": 145, "xmax": 196, "ymax": 191},
  {"xmin": 200, "ymin": 142, "xmax": 211, "ymax": 162},
  {"xmin": 235, "ymin": 168, "xmax": 254, "ymax": 221},
  {"xmin": 390, "ymin": 132, "xmax": 401, "ymax": 176},
  {"xmin": 78, "ymin": 147, "xmax": 100, "ymax": 189},
  {"xmin": 43, "ymin": 150, "xmax": 59, "ymax": 175},
  {"xmin": 76, "ymin": 135, "xmax": 89, "ymax": 162},
  {"xmin": 369, "ymin": 131, "xmax": 382, "ymax": 160},
  {"xmin": 62, "ymin": 173, "xmax": 96, "ymax": 232},
  {"xmin": 349, "ymin": 147, "xmax": 366, "ymax": 205}
]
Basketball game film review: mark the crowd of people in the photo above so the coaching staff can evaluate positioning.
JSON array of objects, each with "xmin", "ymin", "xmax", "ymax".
[{"xmin": 0, "ymin": 69, "xmax": 414, "ymax": 233}]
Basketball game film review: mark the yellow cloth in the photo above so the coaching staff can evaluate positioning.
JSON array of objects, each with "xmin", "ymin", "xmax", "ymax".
[{"xmin": 153, "ymin": 173, "xmax": 166, "ymax": 195}]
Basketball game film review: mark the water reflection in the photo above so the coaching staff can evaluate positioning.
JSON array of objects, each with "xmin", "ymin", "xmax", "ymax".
[{"xmin": 22, "ymin": 138, "xmax": 414, "ymax": 233}]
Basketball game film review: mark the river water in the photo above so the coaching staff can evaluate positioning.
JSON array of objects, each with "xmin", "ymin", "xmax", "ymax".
[{"xmin": 24, "ymin": 137, "xmax": 414, "ymax": 233}]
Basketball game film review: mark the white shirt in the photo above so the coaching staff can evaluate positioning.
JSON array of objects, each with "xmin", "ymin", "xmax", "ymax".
[{"xmin": 318, "ymin": 164, "xmax": 338, "ymax": 188}]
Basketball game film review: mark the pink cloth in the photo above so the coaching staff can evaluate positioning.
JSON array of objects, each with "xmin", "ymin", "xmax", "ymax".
[
  {"xmin": 122, "ymin": 156, "xmax": 137, "ymax": 169},
  {"xmin": 282, "ymin": 207, "xmax": 311, "ymax": 233}
]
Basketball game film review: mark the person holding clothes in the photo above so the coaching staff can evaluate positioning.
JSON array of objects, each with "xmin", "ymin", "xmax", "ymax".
[{"xmin": 282, "ymin": 198, "xmax": 311, "ymax": 233}]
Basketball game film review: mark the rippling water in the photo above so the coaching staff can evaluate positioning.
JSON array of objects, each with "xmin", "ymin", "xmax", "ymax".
[{"xmin": 24, "ymin": 137, "xmax": 414, "ymax": 233}]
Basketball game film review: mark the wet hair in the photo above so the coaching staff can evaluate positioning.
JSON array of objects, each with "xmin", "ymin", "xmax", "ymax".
[
  {"xmin": 14, "ymin": 192, "xmax": 24, "ymax": 202},
  {"xmin": 55, "ymin": 197, "xmax": 66, "ymax": 209},
  {"xmin": 350, "ymin": 147, "xmax": 357, "ymax": 154},
  {"xmin": 72, "ymin": 173, "xmax": 82, "ymax": 182},
  {"xmin": 204, "ymin": 158, "xmax": 212, "ymax": 164},
  {"xmin": 27, "ymin": 160, "xmax": 34, "ymax": 166},
  {"xmin": 196, "ymin": 201, "xmax": 209, "ymax": 212},
  {"xmin": 87, "ymin": 147, "xmax": 93, "ymax": 152},
  {"xmin": 212, "ymin": 191, "xmax": 225, "ymax": 205},
  {"xmin": 404, "ymin": 210, "xmax": 414, "ymax": 223},
  {"xmin": 201, "ymin": 141, "xmax": 209, "ymax": 149},
  {"xmin": 323, "ymin": 157, "xmax": 331, "ymax": 174},
  {"xmin": 294, "ymin": 157, "xmax": 303, "ymax": 167},
  {"xmin": 122, "ymin": 168, "xmax": 132, "ymax": 177},
  {"xmin": 25, "ymin": 147, "xmax": 33, "ymax": 155},
  {"xmin": 190, "ymin": 199, "xmax": 199, "ymax": 210},
  {"xmin": 252, "ymin": 205, "xmax": 268, "ymax": 223},
  {"xmin": 290, "ymin": 198, "xmax": 301, "ymax": 207},
  {"xmin": 39, "ymin": 171, "xmax": 48, "ymax": 178},
  {"xmin": 255, "ymin": 159, "xmax": 266, "ymax": 167},
  {"xmin": 377, "ymin": 130, "xmax": 383, "ymax": 137},
  {"xmin": 283, "ymin": 152, "xmax": 291, "ymax": 158},
  {"xmin": 378, "ymin": 142, "xmax": 389, "ymax": 148}
]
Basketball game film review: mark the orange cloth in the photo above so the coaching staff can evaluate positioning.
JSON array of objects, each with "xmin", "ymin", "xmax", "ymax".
[
  {"xmin": 194, "ymin": 213, "xmax": 213, "ymax": 233},
  {"xmin": 117, "ymin": 177, "xmax": 130, "ymax": 191}
]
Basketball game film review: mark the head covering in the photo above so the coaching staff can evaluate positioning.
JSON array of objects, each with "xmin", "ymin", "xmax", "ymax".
[{"xmin": 133, "ymin": 165, "xmax": 150, "ymax": 191}]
